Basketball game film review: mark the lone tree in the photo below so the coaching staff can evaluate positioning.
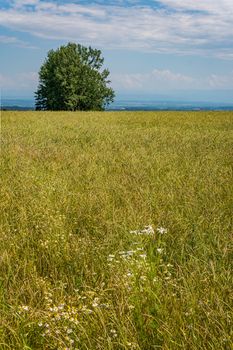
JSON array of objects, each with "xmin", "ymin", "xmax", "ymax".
[{"xmin": 35, "ymin": 43, "xmax": 115, "ymax": 111}]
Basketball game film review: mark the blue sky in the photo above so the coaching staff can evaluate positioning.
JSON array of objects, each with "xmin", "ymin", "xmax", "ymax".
[{"xmin": 0, "ymin": 0, "xmax": 233, "ymax": 102}]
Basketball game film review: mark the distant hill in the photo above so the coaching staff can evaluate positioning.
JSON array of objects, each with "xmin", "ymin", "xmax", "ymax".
[
  {"xmin": 1, "ymin": 105, "xmax": 34, "ymax": 111},
  {"xmin": 1, "ymin": 98, "xmax": 233, "ymax": 111},
  {"xmin": 1, "ymin": 99, "xmax": 35, "ymax": 111}
]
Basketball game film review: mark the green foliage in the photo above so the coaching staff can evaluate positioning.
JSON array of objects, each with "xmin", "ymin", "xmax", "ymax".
[
  {"xmin": 1, "ymin": 111, "xmax": 233, "ymax": 349},
  {"xmin": 35, "ymin": 43, "xmax": 115, "ymax": 111}
]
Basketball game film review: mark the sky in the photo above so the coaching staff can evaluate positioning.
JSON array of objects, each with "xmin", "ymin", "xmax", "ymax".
[{"xmin": 0, "ymin": 0, "xmax": 233, "ymax": 102}]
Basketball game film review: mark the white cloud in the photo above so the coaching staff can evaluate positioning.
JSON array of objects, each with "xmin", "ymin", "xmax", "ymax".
[
  {"xmin": 0, "ymin": 72, "xmax": 38, "ymax": 90},
  {"xmin": 0, "ymin": 1, "xmax": 232, "ymax": 57},
  {"xmin": 207, "ymin": 72, "xmax": 233, "ymax": 89},
  {"xmin": 13, "ymin": 0, "xmax": 40, "ymax": 8},
  {"xmin": 0, "ymin": 34, "xmax": 37, "ymax": 48},
  {"xmin": 160, "ymin": 0, "xmax": 233, "ymax": 14},
  {"xmin": 1, "ymin": 68, "xmax": 233, "ymax": 94},
  {"xmin": 0, "ymin": 35, "xmax": 22, "ymax": 44},
  {"xmin": 112, "ymin": 69, "xmax": 233, "ymax": 91}
]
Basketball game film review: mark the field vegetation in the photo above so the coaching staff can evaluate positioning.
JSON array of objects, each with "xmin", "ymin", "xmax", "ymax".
[{"xmin": 0, "ymin": 111, "xmax": 232, "ymax": 349}]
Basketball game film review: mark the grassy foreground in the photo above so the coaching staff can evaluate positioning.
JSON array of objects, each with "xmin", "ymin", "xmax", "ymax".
[{"xmin": 0, "ymin": 111, "xmax": 232, "ymax": 350}]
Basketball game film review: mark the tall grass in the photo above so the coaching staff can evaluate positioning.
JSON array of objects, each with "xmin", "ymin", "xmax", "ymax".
[{"xmin": 0, "ymin": 111, "xmax": 232, "ymax": 349}]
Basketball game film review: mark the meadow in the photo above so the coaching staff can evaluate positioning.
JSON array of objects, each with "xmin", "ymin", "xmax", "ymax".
[{"xmin": 0, "ymin": 111, "xmax": 232, "ymax": 350}]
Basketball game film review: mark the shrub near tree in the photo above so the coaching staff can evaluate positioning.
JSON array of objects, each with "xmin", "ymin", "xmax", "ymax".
[{"xmin": 35, "ymin": 43, "xmax": 115, "ymax": 111}]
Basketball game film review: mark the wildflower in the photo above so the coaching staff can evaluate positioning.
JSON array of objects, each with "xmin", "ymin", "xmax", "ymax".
[
  {"xmin": 23, "ymin": 305, "xmax": 29, "ymax": 311},
  {"xmin": 107, "ymin": 255, "xmax": 115, "ymax": 262},
  {"xmin": 38, "ymin": 322, "xmax": 43, "ymax": 327},
  {"xmin": 92, "ymin": 298, "xmax": 99, "ymax": 307},
  {"xmin": 110, "ymin": 329, "xmax": 118, "ymax": 337},
  {"xmin": 130, "ymin": 229, "xmax": 140, "ymax": 235},
  {"xmin": 126, "ymin": 272, "xmax": 133, "ymax": 277},
  {"xmin": 119, "ymin": 251, "xmax": 127, "ymax": 255},
  {"xmin": 127, "ymin": 250, "xmax": 135, "ymax": 255},
  {"xmin": 139, "ymin": 254, "xmax": 147, "ymax": 259},
  {"xmin": 157, "ymin": 226, "xmax": 167, "ymax": 234},
  {"xmin": 141, "ymin": 225, "xmax": 154, "ymax": 235},
  {"xmin": 131, "ymin": 225, "xmax": 154, "ymax": 235},
  {"xmin": 157, "ymin": 248, "xmax": 163, "ymax": 254},
  {"xmin": 164, "ymin": 276, "xmax": 171, "ymax": 280},
  {"xmin": 67, "ymin": 328, "xmax": 73, "ymax": 334},
  {"xmin": 40, "ymin": 240, "xmax": 49, "ymax": 248},
  {"xmin": 119, "ymin": 250, "xmax": 135, "ymax": 259}
]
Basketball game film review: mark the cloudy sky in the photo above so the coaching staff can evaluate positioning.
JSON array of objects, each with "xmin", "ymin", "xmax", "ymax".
[{"xmin": 0, "ymin": 0, "xmax": 233, "ymax": 102}]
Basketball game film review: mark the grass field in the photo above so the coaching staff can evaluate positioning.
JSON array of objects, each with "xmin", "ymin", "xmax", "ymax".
[{"xmin": 0, "ymin": 111, "xmax": 232, "ymax": 350}]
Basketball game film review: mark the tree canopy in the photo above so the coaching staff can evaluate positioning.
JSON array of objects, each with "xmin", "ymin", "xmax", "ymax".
[{"xmin": 35, "ymin": 43, "xmax": 115, "ymax": 111}]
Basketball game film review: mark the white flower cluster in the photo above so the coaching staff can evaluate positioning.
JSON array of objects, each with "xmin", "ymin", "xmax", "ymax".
[
  {"xmin": 130, "ymin": 225, "xmax": 155, "ymax": 235},
  {"xmin": 18, "ymin": 305, "xmax": 30, "ymax": 314},
  {"xmin": 130, "ymin": 225, "xmax": 168, "ymax": 236},
  {"xmin": 157, "ymin": 227, "xmax": 167, "ymax": 234}
]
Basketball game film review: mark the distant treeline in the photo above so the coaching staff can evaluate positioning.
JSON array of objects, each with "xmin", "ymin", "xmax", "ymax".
[
  {"xmin": 2, "ymin": 105, "xmax": 233, "ymax": 111},
  {"xmin": 1, "ymin": 106, "xmax": 35, "ymax": 111}
]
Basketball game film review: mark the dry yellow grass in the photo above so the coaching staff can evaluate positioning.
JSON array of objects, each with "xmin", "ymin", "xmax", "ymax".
[{"xmin": 0, "ymin": 111, "xmax": 232, "ymax": 349}]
